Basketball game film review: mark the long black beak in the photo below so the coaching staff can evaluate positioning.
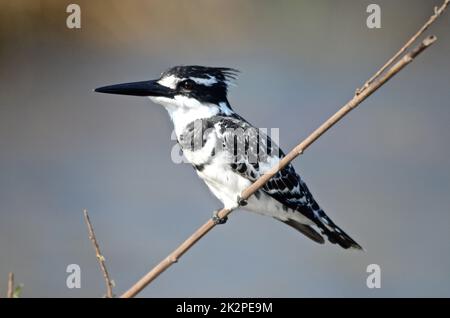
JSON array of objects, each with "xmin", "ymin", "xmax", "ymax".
[{"xmin": 94, "ymin": 80, "xmax": 174, "ymax": 97}]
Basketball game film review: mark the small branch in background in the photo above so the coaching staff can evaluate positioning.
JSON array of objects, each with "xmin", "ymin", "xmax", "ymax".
[
  {"xmin": 7, "ymin": 272, "xmax": 14, "ymax": 298},
  {"xmin": 356, "ymin": 0, "xmax": 449, "ymax": 95},
  {"xmin": 83, "ymin": 209, "xmax": 114, "ymax": 298},
  {"xmin": 120, "ymin": 0, "xmax": 448, "ymax": 299}
]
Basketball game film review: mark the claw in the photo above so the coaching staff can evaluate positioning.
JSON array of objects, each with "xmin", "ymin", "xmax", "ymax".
[
  {"xmin": 237, "ymin": 195, "xmax": 248, "ymax": 207},
  {"xmin": 212, "ymin": 210, "xmax": 228, "ymax": 225}
]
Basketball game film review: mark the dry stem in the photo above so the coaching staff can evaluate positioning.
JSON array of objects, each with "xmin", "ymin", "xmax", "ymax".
[
  {"xmin": 83, "ymin": 209, "xmax": 114, "ymax": 298},
  {"xmin": 7, "ymin": 272, "xmax": 14, "ymax": 298},
  {"xmin": 356, "ymin": 0, "xmax": 449, "ymax": 95}
]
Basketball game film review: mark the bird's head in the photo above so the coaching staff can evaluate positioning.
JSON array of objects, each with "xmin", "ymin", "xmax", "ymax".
[{"xmin": 95, "ymin": 65, "xmax": 238, "ymax": 115}]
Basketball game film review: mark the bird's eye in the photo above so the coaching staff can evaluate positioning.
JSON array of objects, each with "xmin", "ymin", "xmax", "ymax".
[{"xmin": 180, "ymin": 80, "xmax": 195, "ymax": 90}]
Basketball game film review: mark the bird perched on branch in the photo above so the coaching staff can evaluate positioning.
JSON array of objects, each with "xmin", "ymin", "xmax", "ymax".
[{"xmin": 95, "ymin": 65, "xmax": 362, "ymax": 250}]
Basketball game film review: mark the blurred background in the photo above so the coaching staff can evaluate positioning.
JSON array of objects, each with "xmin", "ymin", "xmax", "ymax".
[{"xmin": 0, "ymin": 0, "xmax": 449, "ymax": 297}]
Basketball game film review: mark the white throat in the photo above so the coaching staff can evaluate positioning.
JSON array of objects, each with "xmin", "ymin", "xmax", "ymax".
[{"xmin": 149, "ymin": 95, "xmax": 220, "ymax": 137}]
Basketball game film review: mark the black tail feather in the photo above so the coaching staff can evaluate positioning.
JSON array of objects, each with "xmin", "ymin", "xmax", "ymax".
[
  {"xmin": 314, "ymin": 215, "xmax": 363, "ymax": 250},
  {"xmin": 283, "ymin": 219, "xmax": 325, "ymax": 245}
]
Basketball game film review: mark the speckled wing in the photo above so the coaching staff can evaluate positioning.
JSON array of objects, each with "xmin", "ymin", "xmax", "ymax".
[{"xmin": 214, "ymin": 116, "xmax": 318, "ymax": 221}]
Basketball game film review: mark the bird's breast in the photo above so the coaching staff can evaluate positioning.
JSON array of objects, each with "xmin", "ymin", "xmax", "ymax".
[
  {"xmin": 195, "ymin": 157, "xmax": 252, "ymax": 209},
  {"xmin": 181, "ymin": 131, "xmax": 218, "ymax": 167}
]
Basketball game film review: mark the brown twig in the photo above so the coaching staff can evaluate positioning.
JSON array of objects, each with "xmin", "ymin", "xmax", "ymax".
[
  {"xmin": 7, "ymin": 272, "xmax": 14, "ymax": 298},
  {"xmin": 120, "ymin": 34, "xmax": 438, "ymax": 298},
  {"xmin": 83, "ymin": 209, "xmax": 114, "ymax": 298},
  {"xmin": 355, "ymin": 0, "xmax": 449, "ymax": 95}
]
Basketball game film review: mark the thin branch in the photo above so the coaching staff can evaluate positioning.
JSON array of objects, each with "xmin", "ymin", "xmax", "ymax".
[
  {"xmin": 356, "ymin": 0, "xmax": 449, "ymax": 95},
  {"xmin": 7, "ymin": 272, "xmax": 14, "ymax": 298},
  {"xmin": 120, "ymin": 34, "xmax": 438, "ymax": 298},
  {"xmin": 83, "ymin": 209, "xmax": 114, "ymax": 298}
]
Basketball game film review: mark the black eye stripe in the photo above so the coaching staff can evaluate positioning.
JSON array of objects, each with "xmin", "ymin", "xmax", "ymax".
[{"xmin": 173, "ymin": 74, "xmax": 229, "ymax": 105}]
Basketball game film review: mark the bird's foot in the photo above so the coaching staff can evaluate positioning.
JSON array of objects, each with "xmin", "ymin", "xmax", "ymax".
[
  {"xmin": 212, "ymin": 210, "xmax": 228, "ymax": 225},
  {"xmin": 237, "ymin": 195, "xmax": 248, "ymax": 207}
]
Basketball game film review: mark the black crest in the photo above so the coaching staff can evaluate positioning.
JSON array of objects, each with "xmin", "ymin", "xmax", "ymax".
[{"xmin": 163, "ymin": 65, "xmax": 239, "ymax": 83}]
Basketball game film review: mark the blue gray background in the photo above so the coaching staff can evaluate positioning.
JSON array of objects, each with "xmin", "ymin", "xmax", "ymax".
[{"xmin": 1, "ymin": 0, "xmax": 449, "ymax": 297}]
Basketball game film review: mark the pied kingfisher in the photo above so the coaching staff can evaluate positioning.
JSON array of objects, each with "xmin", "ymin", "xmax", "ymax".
[{"xmin": 95, "ymin": 65, "xmax": 362, "ymax": 250}]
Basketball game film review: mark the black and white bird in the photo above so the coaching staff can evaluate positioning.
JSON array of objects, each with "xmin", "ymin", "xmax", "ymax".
[{"xmin": 95, "ymin": 65, "xmax": 362, "ymax": 250}]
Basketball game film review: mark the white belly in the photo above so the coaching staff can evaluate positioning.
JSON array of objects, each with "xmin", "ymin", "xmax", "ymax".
[
  {"xmin": 196, "ymin": 160, "xmax": 250, "ymax": 209},
  {"xmin": 195, "ymin": 160, "xmax": 312, "ymax": 225}
]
